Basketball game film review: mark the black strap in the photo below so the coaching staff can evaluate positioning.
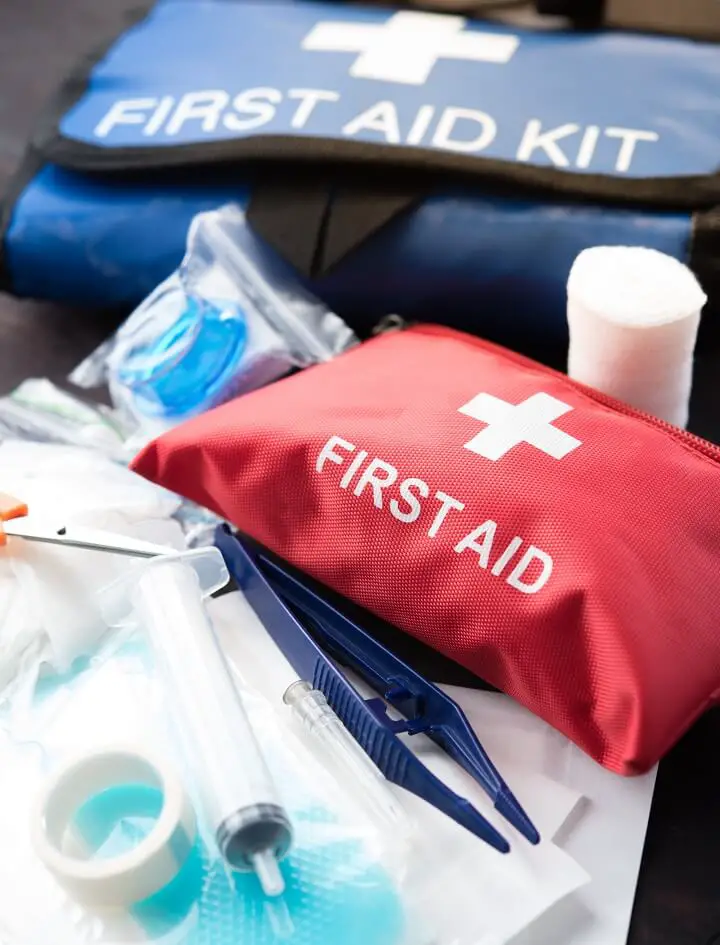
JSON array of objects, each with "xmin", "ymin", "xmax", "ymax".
[
  {"xmin": 246, "ymin": 178, "xmax": 332, "ymax": 278},
  {"xmin": 692, "ymin": 205, "xmax": 720, "ymax": 347},
  {"xmin": 247, "ymin": 176, "xmax": 423, "ymax": 278}
]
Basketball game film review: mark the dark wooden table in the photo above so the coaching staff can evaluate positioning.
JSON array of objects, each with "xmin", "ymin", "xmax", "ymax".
[{"xmin": 1, "ymin": 2, "xmax": 719, "ymax": 943}]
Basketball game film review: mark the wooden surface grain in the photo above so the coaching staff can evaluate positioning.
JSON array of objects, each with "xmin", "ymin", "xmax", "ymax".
[{"xmin": 0, "ymin": 3, "xmax": 719, "ymax": 943}]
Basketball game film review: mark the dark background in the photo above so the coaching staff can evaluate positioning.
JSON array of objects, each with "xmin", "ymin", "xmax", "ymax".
[{"xmin": 1, "ymin": 2, "xmax": 719, "ymax": 942}]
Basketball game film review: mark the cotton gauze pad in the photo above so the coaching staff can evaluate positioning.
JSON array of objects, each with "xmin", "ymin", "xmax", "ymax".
[{"xmin": 566, "ymin": 246, "xmax": 707, "ymax": 428}]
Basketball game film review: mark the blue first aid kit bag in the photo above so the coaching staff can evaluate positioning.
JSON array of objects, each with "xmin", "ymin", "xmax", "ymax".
[{"xmin": 1, "ymin": 0, "xmax": 718, "ymax": 346}]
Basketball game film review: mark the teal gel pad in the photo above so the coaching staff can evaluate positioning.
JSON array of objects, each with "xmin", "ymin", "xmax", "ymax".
[{"xmin": 76, "ymin": 788, "xmax": 405, "ymax": 945}]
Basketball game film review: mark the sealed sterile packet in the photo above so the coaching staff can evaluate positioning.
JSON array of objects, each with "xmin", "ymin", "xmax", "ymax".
[
  {"xmin": 0, "ymin": 587, "xmax": 587, "ymax": 945},
  {"xmin": 209, "ymin": 593, "xmax": 590, "ymax": 945},
  {"xmin": 0, "ymin": 627, "xmax": 408, "ymax": 945},
  {"xmin": 71, "ymin": 205, "xmax": 358, "ymax": 453},
  {"xmin": 0, "ymin": 379, "xmax": 128, "ymax": 459},
  {"xmin": 0, "ymin": 439, "xmax": 185, "ymax": 695},
  {"xmin": 132, "ymin": 324, "xmax": 720, "ymax": 776}
]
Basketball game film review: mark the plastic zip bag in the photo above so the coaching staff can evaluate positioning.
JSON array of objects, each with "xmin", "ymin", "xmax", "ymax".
[
  {"xmin": 0, "ymin": 385, "xmax": 225, "ymax": 548},
  {"xmin": 0, "ymin": 580, "xmax": 589, "ymax": 945},
  {"xmin": 71, "ymin": 205, "xmax": 358, "ymax": 451},
  {"xmin": 0, "ymin": 379, "xmax": 128, "ymax": 460},
  {"xmin": 0, "ymin": 628, "xmax": 408, "ymax": 945},
  {"xmin": 0, "ymin": 439, "xmax": 186, "ymax": 697}
]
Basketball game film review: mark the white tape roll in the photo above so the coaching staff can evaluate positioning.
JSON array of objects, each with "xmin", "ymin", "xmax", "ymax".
[{"xmin": 31, "ymin": 747, "xmax": 197, "ymax": 908}]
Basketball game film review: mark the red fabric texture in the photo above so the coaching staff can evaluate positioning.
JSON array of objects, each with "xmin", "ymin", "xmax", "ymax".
[{"xmin": 132, "ymin": 325, "xmax": 720, "ymax": 774}]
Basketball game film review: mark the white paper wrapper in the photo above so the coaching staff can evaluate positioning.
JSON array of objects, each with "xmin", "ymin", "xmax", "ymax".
[
  {"xmin": 0, "ymin": 441, "xmax": 184, "ymax": 686},
  {"xmin": 211, "ymin": 593, "xmax": 590, "ymax": 945}
]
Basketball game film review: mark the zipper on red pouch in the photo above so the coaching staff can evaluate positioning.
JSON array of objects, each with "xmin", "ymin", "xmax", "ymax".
[
  {"xmin": 372, "ymin": 314, "xmax": 411, "ymax": 336},
  {"xmin": 399, "ymin": 322, "xmax": 720, "ymax": 465}
]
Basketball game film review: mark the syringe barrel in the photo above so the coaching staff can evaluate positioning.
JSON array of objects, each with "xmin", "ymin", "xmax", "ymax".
[
  {"xmin": 132, "ymin": 559, "xmax": 292, "ymax": 871},
  {"xmin": 284, "ymin": 680, "xmax": 411, "ymax": 837}
]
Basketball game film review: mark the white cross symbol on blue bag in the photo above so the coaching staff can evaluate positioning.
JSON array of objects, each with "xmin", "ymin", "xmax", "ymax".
[
  {"xmin": 302, "ymin": 11, "xmax": 520, "ymax": 85},
  {"xmin": 459, "ymin": 392, "xmax": 583, "ymax": 460}
]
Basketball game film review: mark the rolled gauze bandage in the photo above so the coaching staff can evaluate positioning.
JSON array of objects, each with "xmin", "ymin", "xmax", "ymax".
[{"xmin": 566, "ymin": 246, "xmax": 707, "ymax": 428}]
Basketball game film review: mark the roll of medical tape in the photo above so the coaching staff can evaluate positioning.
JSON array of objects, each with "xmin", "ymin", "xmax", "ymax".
[{"xmin": 31, "ymin": 746, "xmax": 197, "ymax": 908}]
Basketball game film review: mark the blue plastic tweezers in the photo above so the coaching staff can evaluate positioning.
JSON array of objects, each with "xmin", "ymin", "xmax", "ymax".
[{"xmin": 215, "ymin": 526, "xmax": 540, "ymax": 853}]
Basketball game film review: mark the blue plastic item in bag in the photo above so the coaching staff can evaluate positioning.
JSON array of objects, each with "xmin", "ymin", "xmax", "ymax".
[
  {"xmin": 115, "ymin": 293, "xmax": 249, "ymax": 419},
  {"xmin": 70, "ymin": 205, "xmax": 358, "ymax": 448}
]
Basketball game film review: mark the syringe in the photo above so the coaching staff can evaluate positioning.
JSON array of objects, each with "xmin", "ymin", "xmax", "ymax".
[
  {"xmin": 283, "ymin": 680, "xmax": 412, "ymax": 841},
  {"xmin": 101, "ymin": 548, "xmax": 293, "ymax": 897}
]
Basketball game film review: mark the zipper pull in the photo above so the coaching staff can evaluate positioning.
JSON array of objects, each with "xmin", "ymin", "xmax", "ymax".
[{"xmin": 372, "ymin": 314, "xmax": 410, "ymax": 336}]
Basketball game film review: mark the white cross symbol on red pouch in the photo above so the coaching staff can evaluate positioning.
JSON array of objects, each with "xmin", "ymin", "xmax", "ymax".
[{"xmin": 458, "ymin": 392, "xmax": 583, "ymax": 461}]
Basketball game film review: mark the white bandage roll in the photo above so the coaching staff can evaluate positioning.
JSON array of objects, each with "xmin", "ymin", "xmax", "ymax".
[
  {"xmin": 566, "ymin": 246, "xmax": 707, "ymax": 428},
  {"xmin": 31, "ymin": 747, "xmax": 196, "ymax": 909}
]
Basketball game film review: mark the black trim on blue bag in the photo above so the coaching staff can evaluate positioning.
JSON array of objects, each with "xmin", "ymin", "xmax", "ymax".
[
  {"xmin": 31, "ymin": 1, "xmax": 158, "ymax": 161},
  {"xmin": 4, "ymin": 0, "xmax": 719, "ymax": 311},
  {"xmin": 247, "ymin": 175, "xmax": 422, "ymax": 279},
  {"xmin": 22, "ymin": 0, "xmax": 720, "ymax": 215},
  {"xmin": 0, "ymin": 0, "xmax": 156, "ymax": 293},
  {"xmin": 320, "ymin": 183, "xmax": 422, "ymax": 272},
  {"xmin": 245, "ymin": 176, "xmax": 335, "ymax": 279},
  {"xmin": 33, "ymin": 129, "xmax": 720, "ymax": 213},
  {"xmin": 0, "ymin": 148, "xmax": 46, "ymax": 294},
  {"xmin": 247, "ymin": 168, "xmax": 720, "ymax": 290}
]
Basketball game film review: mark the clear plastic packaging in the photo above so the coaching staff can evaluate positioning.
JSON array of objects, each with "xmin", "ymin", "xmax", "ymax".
[
  {"xmin": 100, "ymin": 548, "xmax": 293, "ymax": 896},
  {"xmin": 0, "ymin": 629, "xmax": 409, "ymax": 945},
  {"xmin": 0, "ymin": 584, "xmax": 591, "ymax": 945},
  {"xmin": 71, "ymin": 205, "xmax": 358, "ymax": 450},
  {"xmin": 283, "ymin": 680, "xmax": 411, "ymax": 838},
  {"xmin": 0, "ymin": 379, "xmax": 128, "ymax": 460},
  {"xmin": 0, "ymin": 439, "xmax": 184, "ymax": 699}
]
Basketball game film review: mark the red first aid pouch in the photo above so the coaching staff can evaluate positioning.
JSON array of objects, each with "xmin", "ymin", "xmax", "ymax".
[{"xmin": 132, "ymin": 325, "xmax": 720, "ymax": 775}]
